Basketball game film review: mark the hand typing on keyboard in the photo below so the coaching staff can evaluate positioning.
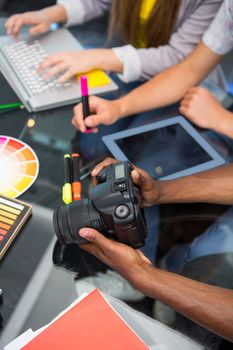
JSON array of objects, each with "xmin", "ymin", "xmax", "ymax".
[
  {"xmin": 5, "ymin": 5, "xmax": 67, "ymax": 38},
  {"xmin": 5, "ymin": 7, "xmax": 123, "ymax": 83},
  {"xmin": 2, "ymin": 41, "xmax": 71, "ymax": 96},
  {"xmin": 37, "ymin": 49, "xmax": 122, "ymax": 83}
]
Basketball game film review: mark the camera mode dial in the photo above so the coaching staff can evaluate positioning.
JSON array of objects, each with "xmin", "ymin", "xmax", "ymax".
[{"xmin": 115, "ymin": 204, "xmax": 130, "ymax": 219}]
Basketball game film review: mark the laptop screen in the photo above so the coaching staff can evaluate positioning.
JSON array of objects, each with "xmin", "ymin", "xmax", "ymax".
[{"xmin": 115, "ymin": 124, "xmax": 212, "ymax": 179}]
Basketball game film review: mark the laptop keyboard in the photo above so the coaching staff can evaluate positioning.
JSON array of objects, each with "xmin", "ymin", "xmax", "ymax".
[{"xmin": 1, "ymin": 40, "xmax": 72, "ymax": 96}]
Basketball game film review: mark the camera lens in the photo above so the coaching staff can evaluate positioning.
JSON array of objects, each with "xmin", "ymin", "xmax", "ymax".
[{"xmin": 53, "ymin": 199, "xmax": 106, "ymax": 245}]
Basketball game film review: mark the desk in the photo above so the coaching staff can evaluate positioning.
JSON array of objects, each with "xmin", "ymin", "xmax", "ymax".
[{"xmin": 0, "ymin": 205, "xmax": 55, "ymax": 343}]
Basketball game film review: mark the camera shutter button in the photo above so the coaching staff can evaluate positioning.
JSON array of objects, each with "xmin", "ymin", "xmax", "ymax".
[{"xmin": 115, "ymin": 205, "xmax": 130, "ymax": 219}]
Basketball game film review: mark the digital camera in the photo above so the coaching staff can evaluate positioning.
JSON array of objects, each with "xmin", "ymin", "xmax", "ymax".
[{"xmin": 53, "ymin": 161, "xmax": 147, "ymax": 248}]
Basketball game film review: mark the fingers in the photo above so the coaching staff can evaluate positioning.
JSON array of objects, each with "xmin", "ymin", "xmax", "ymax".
[
  {"xmin": 5, "ymin": 16, "xmax": 24, "ymax": 36},
  {"xmin": 79, "ymin": 228, "xmax": 118, "ymax": 261},
  {"xmin": 37, "ymin": 55, "xmax": 64, "ymax": 73},
  {"xmin": 42, "ymin": 62, "xmax": 68, "ymax": 80},
  {"xmin": 181, "ymin": 91, "xmax": 195, "ymax": 104},
  {"xmin": 131, "ymin": 168, "xmax": 152, "ymax": 189},
  {"xmin": 179, "ymin": 103, "xmax": 191, "ymax": 117},
  {"xmin": 73, "ymin": 95, "xmax": 118, "ymax": 132},
  {"xmin": 91, "ymin": 157, "xmax": 118, "ymax": 176},
  {"xmin": 72, "ymin": 106, "xmax": 99, "ymax": 133},
  {"xmin": 72, "ymin": 96, "xmax": 107, "ymax": 132},
  {"xmin": 58, "ymin": 68, "xmax": 76, "ymax": 83},
  {"xmin": 179, "ymin": 87, "xmax": 209, "ymax": 119},
  {"xmin": 72, "ymin": 102, "xmax": 86, "ymax": 132},
  {"xmin": 5, "ymin": 13, "xmax": 46, "ymax": 37},
  {"xmin": 10, "ymin": 18, "xmax": 22, "ymax": 36},
  {"xmin": 4, "ymin": 17, "xmax": 13, "ymax": 34},
  {"xmin": 131, "ymin": 168, "xmax": 156, "ymax": 206},
  {"xmin": 130, "ymin": 170, "xmax": 141, "ymax": 186},
  {"xmin": 180, "ymin": 87, "xmax": 202, "ymax": 115},
  {"xmin": 80, "ymin": 228, "xmax": 108, "ymax": 246},
  {"xmin": 131, "ymin": 168, "xmax": 149, "ymax": 189},
  {"xmin": 91, "ymin": 159, "xmax": 152, "ymax": 192},
  {"xmin": 179, "ymin": 88, "xmax": 197, "ymax": 115},
  {"xmin": 37, "ymin": 54, "xmax": 76, "ymax": 82},
  {"xmin": 5, "ymin": 15, "xmax": 18, "ymax": 34},
  {"xmin": 179, "ymin": 99, "xmax": 189, "ymax": 111},
  {"xmin": 29, "ymin": 22, "xmax": 49, "ymax": 36},
  {"xmin": 182, "ymin": 87, "xmax": 208, "ymax": 102},
  {"xmin": 84, "ymin": 114, "xmax": 104, "ymax": 128},
  {"xmin": 179, "ymin": 105, "xmax": 187, "ymax": 115}
]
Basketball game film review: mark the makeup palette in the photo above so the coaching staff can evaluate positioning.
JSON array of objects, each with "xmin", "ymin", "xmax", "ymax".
[
  {"xmin": 0, "ymin": 195, "xmax": 32, "ymax": 259},
  {"xmin": 0, "ymin": 136, "xmax": 39, "ymax": 198}
]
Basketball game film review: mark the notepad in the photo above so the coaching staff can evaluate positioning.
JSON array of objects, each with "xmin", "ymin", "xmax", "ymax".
[
  {"xmin": 0, "ymin": 195, "xmax": 32, "ymax": 259},
  {"xmin": 77, "ymin": 69, "xmax": 111, "ymax": 89},
  {"xmin": 22, "ymin": 289, "xmax": 149, "ymax": 350}
]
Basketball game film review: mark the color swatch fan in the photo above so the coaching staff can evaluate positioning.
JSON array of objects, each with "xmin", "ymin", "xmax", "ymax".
[{"xmin": 0, "ymin": 136, "xmax": 39, "ymax": 198}]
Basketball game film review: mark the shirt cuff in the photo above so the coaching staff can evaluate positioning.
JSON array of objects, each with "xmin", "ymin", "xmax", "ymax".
[
  {"xmin": 58, "ymin": 0, "xmax": 86, "ymax": 26},
  {"xmin": 112, "ymin": 45, "xmax": 142, "ymax": 83}
]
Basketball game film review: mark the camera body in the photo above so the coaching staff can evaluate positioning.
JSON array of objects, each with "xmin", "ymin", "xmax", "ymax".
[{"xmin": 53, "ymin": 161, "xmax": 147, "ymax": 248}]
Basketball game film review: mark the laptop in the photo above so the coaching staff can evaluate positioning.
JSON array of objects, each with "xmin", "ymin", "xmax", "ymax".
[
  {"xmin": 0, "ymin": 28, "xmax": 118, "ymax": 112},
  {"xmin": 102, "ymin": 116, "xmax": 226, "ymax": 180}
]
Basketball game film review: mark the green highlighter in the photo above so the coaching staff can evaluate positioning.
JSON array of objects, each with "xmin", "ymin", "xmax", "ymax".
[
  {"xmin": 0, "ymin": 102, "xmax": 24, "ymax": 110},
  {"xmin": 62, "ymin": 154, "xmax": 73, "ymax": 205}
]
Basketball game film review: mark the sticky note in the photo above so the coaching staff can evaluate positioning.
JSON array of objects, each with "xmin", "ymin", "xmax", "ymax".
[{"xmin": 77, "ymin": 69, "xmax": 111, "ymax": 89}]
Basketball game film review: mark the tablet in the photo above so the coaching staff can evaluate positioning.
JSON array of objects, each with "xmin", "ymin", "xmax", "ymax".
[{"xmin": 102, "ymin": 116, "xmax": 226, "ymax": 180}]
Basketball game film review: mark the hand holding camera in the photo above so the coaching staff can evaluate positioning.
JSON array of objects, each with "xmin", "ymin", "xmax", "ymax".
[
  {"xmin": 53, "ymin": 160, "xmax": 148, "ymax": 248},
  {"xmin": 92, "ymin": 158, "xmax": 160, "ymax": 207}
]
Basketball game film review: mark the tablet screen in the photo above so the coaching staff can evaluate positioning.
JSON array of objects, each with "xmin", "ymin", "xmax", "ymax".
[{"xmin": 115, "ymin": 124, "xmax": 212, "ymax": 179}]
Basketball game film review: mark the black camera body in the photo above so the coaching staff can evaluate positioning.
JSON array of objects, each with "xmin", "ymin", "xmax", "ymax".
[{"xmin": 53, "ymin": 161, "xmax": 147, "ymax": 248}]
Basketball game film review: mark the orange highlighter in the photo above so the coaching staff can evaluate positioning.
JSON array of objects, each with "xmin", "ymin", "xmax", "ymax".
[{"xmin": 71, "ymin": 153, "xmax": 82, "ymax": 201}]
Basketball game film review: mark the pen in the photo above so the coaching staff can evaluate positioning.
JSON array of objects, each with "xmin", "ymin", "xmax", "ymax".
[
  {"xmin": 71, "ymin": 153, "xmax": 82, "ymax": 201},
  {"xmin": 80, "ymin": 75, "xmax": 92, "ymax": 133},
  {"xmin": 62, "ymin": 154, "xmax": 73, "ymax": 205},
  {"xmin": 0, "ymin": 102, "xmax": 24, "ymax": 110}
]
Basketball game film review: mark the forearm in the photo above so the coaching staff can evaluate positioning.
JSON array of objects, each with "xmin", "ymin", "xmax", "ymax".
[
  {"xmin": 42, "ymin": 4, "xmax": 68, "ymax": 24},
  {"xmin": 154, "ymin": 164, "xmax": 233, "ymax": 205},
  {"xmin": 94, "ymin": 49, "xmax": 123, "ymax": 73},
  {"xmin": 116, "ymin": 43, "xmax": 222, "ymax": 119},
  {"xmin": 131, "ymin": 265, "xmax": 233, "ymax": 342}
]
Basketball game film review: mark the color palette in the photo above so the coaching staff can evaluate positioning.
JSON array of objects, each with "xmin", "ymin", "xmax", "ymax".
[
  {"xmin": 0, "ymin": 195, "xmax": 32, "ymax": 259},
  {"xmin": 0, "ymin": 136, "xmax": 39, "ymax": 198}
]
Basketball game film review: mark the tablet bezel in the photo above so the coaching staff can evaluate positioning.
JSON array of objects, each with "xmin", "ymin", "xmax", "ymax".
[{"xmin": 102, "ymin": 116, "xmax": 226, "ymax": 180}]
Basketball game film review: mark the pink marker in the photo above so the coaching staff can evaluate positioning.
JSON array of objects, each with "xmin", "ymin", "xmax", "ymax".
[{"xmin": 80, "ymin": 75, "xmax": 92, "ymax": 133}]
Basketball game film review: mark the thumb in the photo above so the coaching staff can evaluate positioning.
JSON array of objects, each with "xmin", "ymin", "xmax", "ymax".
[
  {"xmin": 79, "ymin": 228, "xmax": 111, "ymax": 250},
  {"xmin": 131, "ymin": 169, "xmax": 147, "ymax": 188},
  {"xmin": 85, "ymin": 112, "xmax": 108, "ymax": 128}
]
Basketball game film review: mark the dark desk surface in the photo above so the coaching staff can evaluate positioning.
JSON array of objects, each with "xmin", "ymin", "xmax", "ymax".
[{"xmin": 0, "ymin": 205, "xmax": 54, "ymax": 325}]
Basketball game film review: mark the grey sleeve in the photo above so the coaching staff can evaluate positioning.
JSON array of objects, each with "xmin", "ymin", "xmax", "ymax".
[
  {"xmin": 136, "ymin": 0, "xmax": 223, "ymax": 80},
  {"xmin": 203, "ymin": 0, "xmax": 233, "ymax": 54},
  {"xmin": 58, "ymin": 0, "xmax": 112, "ymax": 26}
]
